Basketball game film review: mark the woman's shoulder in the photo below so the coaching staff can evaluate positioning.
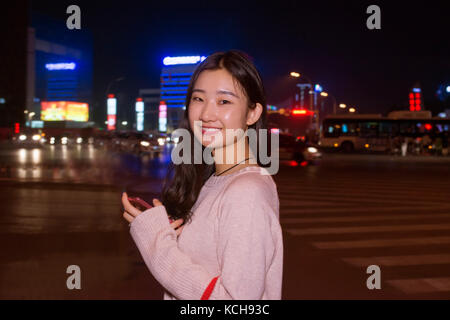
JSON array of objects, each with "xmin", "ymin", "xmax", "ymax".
[{"xmin": 222, "ymin": 166, "xmax": 278, "ymax": 200}]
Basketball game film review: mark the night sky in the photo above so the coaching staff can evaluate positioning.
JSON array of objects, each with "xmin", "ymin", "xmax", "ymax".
[{"xmin": 31, "ymin": 0, "xmax": 449, "ymax": 120}]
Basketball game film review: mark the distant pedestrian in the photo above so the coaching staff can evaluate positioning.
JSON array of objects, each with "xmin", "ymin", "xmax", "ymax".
[{"xmin": 401, "ymin": 136, "xmax": 408, "ymax": 156}]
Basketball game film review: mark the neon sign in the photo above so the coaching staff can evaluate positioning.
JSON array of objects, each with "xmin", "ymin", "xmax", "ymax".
[
  {"xmin": 163, "ymin": 56, "xmax": 206, "ymax": 66},
  {"xmin": 45, "ymin": 62, "xmax": 77, "ymax": 71}
]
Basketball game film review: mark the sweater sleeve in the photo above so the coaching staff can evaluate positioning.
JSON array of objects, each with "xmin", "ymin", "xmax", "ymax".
[{"xmin": 130, "ymin": 205, "xmax": 217, "ymax": 300}]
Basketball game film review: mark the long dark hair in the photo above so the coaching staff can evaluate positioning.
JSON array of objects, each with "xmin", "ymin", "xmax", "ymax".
[{"xmin": 161, "ymin": 50, "xmax": 267, "ymax": 223}]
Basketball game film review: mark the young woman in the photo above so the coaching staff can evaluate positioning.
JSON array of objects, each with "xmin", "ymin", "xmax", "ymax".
[{"xmin": 122, "ymin": 50, "xmax": 283, "ymax": 300}]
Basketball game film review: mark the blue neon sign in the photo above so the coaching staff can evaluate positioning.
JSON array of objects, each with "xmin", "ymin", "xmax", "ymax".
[
  {"xmin": 163, "ymin": 56, "xmax": 206, "ymax": 66},
  {"xmin": 45, "ymin": 62, "xmax": 77, "ymax": 71}
]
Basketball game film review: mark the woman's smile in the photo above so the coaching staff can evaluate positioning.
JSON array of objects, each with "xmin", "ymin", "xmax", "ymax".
[{"xmin": 201, "ymin": 127, "xmax": 222, "ymax": 136}]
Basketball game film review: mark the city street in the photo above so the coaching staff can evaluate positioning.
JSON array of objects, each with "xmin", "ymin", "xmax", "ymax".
[{"xmin": 1, "ymin": 143, "xmax": 450, "ymax": 299}]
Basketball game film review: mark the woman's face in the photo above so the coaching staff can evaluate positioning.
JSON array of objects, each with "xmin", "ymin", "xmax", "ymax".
[{"xmin": 188, "ymin": 68, "xmax": 260, "ymax": 149}]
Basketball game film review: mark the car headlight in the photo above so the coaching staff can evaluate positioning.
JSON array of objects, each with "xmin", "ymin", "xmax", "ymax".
[
  {"xmin": 19, "ymin": 134, "xmax": 27, "ymax": 141},
  {"xmin": 140, "ymin": 141, "xmax": 150, "ymax": 147},
  {"xmin": 307, "ymin": 147, "xmax": 318, "ymax": 153},
  {"xmin": 50, "ymin": 137, "xmax": 55, "ymax": 145},
  {"xmin": 76, "ymin": 137, "xmax": 83, "ymax": 144},
  {"xmin": 32, "ymin": 134, "xmax": 40, "ymax": 141},
  {"xmin": 61, "ymin": 137, "xmax": 68, "ymax": 145},
  {"xmin": 157, "ymin": 138, "xmax": 165, "ymax": 146}
]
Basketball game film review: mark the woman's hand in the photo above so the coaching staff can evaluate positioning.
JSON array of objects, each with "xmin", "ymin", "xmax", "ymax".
[{"xmin": 122, "ymin": 192, "xmax": 185, "ymax": 236}]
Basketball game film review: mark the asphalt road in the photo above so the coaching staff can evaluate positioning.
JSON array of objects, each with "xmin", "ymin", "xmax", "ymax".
[{"xmin": 1, "ymin": 142, "xmax": 449, "ymax": 299}]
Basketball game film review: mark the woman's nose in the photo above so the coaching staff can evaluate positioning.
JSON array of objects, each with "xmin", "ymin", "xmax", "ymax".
[{"xmin": 199, "ymin": 100, "xmax": 217, "ymax": 122}]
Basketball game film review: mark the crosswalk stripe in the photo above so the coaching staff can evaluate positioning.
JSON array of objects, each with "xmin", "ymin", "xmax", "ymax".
[
  {"xmin": 285, "ymin": 223, "xmax": 450, "ymax": 235},
  {"xmin": 342, "ymin": 254, "xmax": 450, "ymax": 267},
  {"xmin": 280, "ymin": 213, "xmax": 450, "ymax": 224},
  {"xmin": 312, "ymin": 236, "xmax": 450, "ymax": 249},
  {"xmin": 386, "ymin": 277, "xmax": 450, "ymax": 294}
]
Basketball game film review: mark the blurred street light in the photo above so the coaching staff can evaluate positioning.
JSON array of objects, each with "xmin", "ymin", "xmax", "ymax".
[
  {"xmin": 349, "ymin": 107, "xmax": 356, "ymax": 113},
  {"xmin": 321, "ymin": 91, "xmax": 338, "ymax": 115},
  {"xmin": 339, "ymin": 104, "xmax": 347, "ymax": 109},
  {"xmin": 290, "ymin": 72, "xmax": 300, "ymax": 78}
]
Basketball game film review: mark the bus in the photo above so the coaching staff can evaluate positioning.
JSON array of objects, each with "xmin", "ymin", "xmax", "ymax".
[{"xmin": 319, "ymin": 110, "xmax": 450, "ymax": 153}]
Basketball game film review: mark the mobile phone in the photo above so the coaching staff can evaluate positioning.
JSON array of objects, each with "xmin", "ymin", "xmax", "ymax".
[
  {"xmin": 128, "ymin": 196, "xmax": 174, "ymax": 223},
  {"xmin": 128, "ymin": 196, "xmax": 152, "ymax": 211}
]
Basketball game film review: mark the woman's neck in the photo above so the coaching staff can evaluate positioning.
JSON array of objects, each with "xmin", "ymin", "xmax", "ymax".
[{"xmin": 212, "ymin": 137, "xmax": 258, "ymax": 176}]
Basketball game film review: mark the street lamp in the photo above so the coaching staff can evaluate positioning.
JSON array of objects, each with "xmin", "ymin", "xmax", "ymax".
[
  {"xmin": 339, "ymin": 104, "xmax": 347, "ymax": 109},
  {"xmin": 349, "ymin": 107, "xmax": 356, "ymax": 113},
  {"xmin": 320, "ymin": 91, "xmax": 338, "ymax": 115}
]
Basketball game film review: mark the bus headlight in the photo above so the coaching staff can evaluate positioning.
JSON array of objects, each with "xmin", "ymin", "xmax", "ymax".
[
  {"xmin": 140, "ymin": 141, "xmax": 150, "ymax": 147},
  {"xmin": 32, "ymin": 134, "xmax": 40, "ymax": 141},
  {"xmin": 76, "ymin": 137, "xmax": 83, "ymax": 144},
  {"xmin": 19, "ymin": 134, "xmax": 27, "ymax": 141},
  {"xmin": 307, "ymin": 147, "xmax": 318, "ymax": 153}
]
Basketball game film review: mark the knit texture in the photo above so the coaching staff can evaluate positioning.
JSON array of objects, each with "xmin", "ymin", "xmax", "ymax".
[{"xmin": 130, "ymin": 166, "xmax": 283, "ymax": 300}]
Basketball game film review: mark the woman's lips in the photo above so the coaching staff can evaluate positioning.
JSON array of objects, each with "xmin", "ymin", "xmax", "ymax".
[{"xmin": 201, "ymin": 127, "xmax": 222, "ymax": 135}]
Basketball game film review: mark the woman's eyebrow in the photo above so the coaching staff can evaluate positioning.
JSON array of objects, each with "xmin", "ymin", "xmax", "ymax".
[
  {"xmin": 217, "ymin": 90, "xmax": 239, "ymax": 98},
  {"xmin": 192, "ymin": 88, "xmax": 240, "ymax": 98}
]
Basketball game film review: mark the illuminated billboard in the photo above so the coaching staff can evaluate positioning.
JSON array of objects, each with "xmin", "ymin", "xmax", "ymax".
[{"xmin": 41, "ymin": 101, "xmax": 89, "ymax": 121}]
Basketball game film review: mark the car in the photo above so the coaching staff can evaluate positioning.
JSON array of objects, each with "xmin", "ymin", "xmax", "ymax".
[
  {"xmin": 112, "ymin": 131, "xmax": 164, "ymax": 155},
  {"xmin": 278, "ymin": 133, "xmax": 322, "ymax": 164},
  {"xmin": 12, "ymin": 130, "xmax": 45, "ymax": 147}
]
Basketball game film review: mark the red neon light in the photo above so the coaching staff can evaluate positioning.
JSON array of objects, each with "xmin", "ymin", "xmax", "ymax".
[
  {"xmin": 416, "ymin": 105, "xmax": 421, "ymax": 111},
  {"xmin": 14, "ymin": 123, "xmax": 20, "ymax": 134},
  {"xmin": 136, "ymin": 97, "xmax": 143, "ymax": 102},
  {"xmin": 107, "ymin": 94, "xmax": 115, "ymax": 99},
  {"xmin": 409, "ymin": 93, "xmax": 414, "ymax": 99},
  {"xmin": 415, "ymin": 93, "xmax": 420, "ymax": 98},
  {"xmin": 107, "ymin": 114, "xmax": 116, "ymax": 131},
  {"xmin": 292, "ymin": 109, "xmax": 311, "ymax": 115},
  {"xmin": 424, "ymin": 123, "xmax": 432, "ymax": 130}
]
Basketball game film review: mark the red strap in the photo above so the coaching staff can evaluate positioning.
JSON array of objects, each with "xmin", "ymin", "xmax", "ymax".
[{"xmin": 200, "ymin": 276, "xmax": 219, "ymax": 300}]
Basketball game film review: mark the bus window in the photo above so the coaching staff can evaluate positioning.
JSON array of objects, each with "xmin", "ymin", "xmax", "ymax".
[
  {"xmin": 359, "ymin": 122, "xmax": 378, "ymax": 138},
  {"xmin": 379, "ymin": 121, "xmax": 393, "ymax": 138},
  {"xmin": 341, "ymin": 122, "xmax": 358, "ymax": 136},
  {"xmin": 324, "ymin": 122, "xmax": 340, "ymax": 137}
]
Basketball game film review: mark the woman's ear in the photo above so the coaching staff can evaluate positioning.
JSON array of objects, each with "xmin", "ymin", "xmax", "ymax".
[{"xmin": 246, "ymin": 103, "xmax": 263, "ymax": 126}]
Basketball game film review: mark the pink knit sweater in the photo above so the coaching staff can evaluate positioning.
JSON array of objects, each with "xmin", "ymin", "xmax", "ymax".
[{"xmin": 130, "ymin": 166, "xmax": 283, "ymax": 300}]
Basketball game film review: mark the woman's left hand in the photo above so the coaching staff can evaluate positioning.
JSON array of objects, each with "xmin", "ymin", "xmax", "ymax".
[{"xmin": 122, "ymin": 192, "xmax": 185, "ymax": 235}]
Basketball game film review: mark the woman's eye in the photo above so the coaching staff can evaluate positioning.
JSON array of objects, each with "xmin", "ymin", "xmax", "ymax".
[
  {"xmin": 219, "ymin": 100, "xmax": 230, "ymax": 105},
  {"xmin": 192, "ymin": 97, "xmax": 202, "ymax": 102}
]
